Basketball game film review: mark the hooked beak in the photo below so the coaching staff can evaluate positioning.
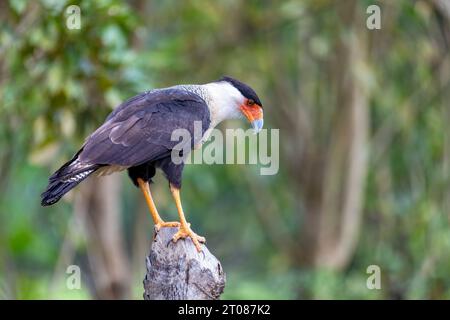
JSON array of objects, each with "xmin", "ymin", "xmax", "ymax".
[
  {"xmin": 251, "ymin": 118, "xmax": 264, "ymax": 133},
  {"xmin": 240, "ymin": 104, "xmax": 264, "ymax": 134}
]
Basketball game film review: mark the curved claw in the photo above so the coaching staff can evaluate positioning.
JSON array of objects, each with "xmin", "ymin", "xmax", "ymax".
[
  {"xmin": 155, "ymin": 221, "xmax": 181, "ymax": 231},
  {"xmin": 172, "ymin": 226, "xmax": 206, "ymax": 252}
]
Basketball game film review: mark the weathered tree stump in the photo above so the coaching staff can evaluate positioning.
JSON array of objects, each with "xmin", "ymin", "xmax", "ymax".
[{"xmin": 143, "ymin": 227, "xmax": 226, "ymax": 300}]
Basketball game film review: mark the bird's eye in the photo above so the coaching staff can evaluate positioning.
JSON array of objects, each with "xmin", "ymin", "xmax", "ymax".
[{"xmin": 247, "ymin": 99, "xmax": 255, "ymax": 106}]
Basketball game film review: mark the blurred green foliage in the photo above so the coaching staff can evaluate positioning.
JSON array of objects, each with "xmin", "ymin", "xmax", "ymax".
[{"xmin": 1, "ymin": 0, "xmax": 450, "ymax": 299}]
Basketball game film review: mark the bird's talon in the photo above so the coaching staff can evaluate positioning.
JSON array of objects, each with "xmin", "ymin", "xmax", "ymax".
[
  {"xmin": 155, "ymin": 221, "xmax": 181, "ymax": 231},
  {"xmin": 172, "ymin": 226, "xmax": 205, "ymax": 252}
]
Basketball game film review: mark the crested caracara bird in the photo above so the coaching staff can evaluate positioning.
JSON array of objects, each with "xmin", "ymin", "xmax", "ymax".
[{"xmin": 41, "ymin": 76, "xmax": 263, "ymax": 251}]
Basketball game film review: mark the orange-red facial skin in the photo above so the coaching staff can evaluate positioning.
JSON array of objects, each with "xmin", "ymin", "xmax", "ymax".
[{"xmin": 240, "ymin": 101, "xmax": 263, "ymax": 122}]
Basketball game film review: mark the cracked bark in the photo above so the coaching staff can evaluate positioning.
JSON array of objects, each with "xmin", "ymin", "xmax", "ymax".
[{"xmin": 143, "ymin": 227, "xmax": 226, "ymax": 300}]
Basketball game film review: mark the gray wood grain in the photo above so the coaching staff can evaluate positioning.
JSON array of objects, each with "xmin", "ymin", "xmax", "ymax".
[{"xmin": 143, "ymin": 227, "xmax": 226, "ymax": 300}]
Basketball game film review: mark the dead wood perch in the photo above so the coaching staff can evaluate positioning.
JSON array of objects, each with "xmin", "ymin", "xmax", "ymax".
[{"xmin": 143, "ymin": 227, "xmax": 226, "ymax": 300}]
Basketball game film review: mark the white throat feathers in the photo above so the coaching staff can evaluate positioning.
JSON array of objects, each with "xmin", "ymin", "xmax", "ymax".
[{"xmin": 202, "ymin": 81, "xmax": 245, "ymax": 128}]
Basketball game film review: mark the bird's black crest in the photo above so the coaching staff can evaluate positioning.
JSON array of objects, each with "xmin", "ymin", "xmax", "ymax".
[{"xmin": 218, "ymin": 76, "xmax": 263, "ymax": 107}]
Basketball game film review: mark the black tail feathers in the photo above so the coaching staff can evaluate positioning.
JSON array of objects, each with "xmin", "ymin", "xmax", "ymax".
[
  {"xmin": 41, "ymin": 153, "xmax": 99, "ymax": 206},
  {"xmin": 41, "ymin": 178, "xmax": 85, "ymax": 206}
]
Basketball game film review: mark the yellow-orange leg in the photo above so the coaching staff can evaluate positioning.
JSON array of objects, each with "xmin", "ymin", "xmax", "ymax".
[
  {"xmin": 170, "ymin": 184, "xmax": 205, "ymax": 252},
  {"xmin": 137, "ymin": 178, "xmax": 180, "ymax": 230}
]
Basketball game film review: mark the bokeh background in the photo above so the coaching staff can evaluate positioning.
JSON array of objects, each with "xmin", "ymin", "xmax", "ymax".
[{"xmin": 1, "ymin": 0, "xmax": 450, "ymax": 299}]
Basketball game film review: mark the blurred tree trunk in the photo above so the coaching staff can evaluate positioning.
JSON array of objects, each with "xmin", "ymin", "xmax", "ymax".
[
  {"xmin": 313, "ymin": 0, "xmax": 368, "ymax": 269},
  {"xmin": 74, "ymin": 174, "xmax": 131, "ymax": 299},
  {"xmin": 432, "ymin": 0, "xmax": 450, "ymax": 218},
  {"xmin": 273, "ymin": 0, "xmax": 369, "ymax": 270}
]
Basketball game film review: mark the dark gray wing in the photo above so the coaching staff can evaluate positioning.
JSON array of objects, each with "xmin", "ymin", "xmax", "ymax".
[{"xmin": 78, "ymin": 88, "xmax": 210, "ymax": 166}]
